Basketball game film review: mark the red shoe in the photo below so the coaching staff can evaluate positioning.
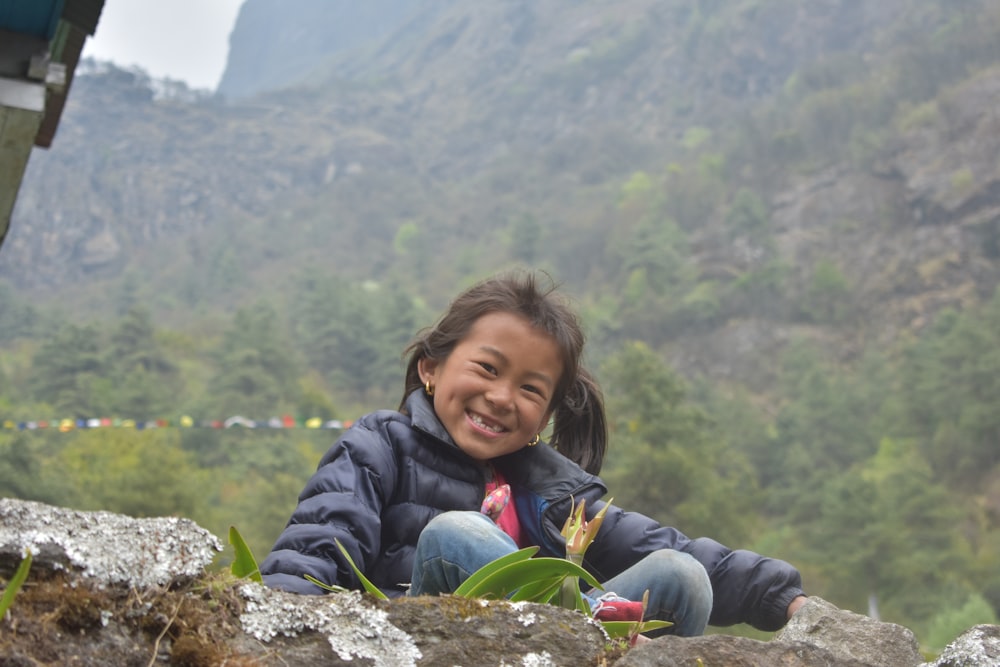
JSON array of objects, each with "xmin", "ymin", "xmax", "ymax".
[{"xmin": 591, "ymin": 592, "xmax": 644, "ymax": 623}]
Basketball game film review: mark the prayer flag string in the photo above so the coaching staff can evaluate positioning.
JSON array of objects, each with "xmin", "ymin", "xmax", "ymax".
[{"xmin": 1, "ymin": 415, "xmax": 354, "ymax": 432}]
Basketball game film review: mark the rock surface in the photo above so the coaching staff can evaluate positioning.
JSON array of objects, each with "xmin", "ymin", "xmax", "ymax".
[
  {"xmin": 924, "ymin": 624, "xmax": 1000, "ymax": 667},
  {"xmin": 775, "ymin": 596, "xmax": 924, "ymax": 666},
  {"xmin": 1, "ymin": 498, "xmax": 997, "ymax": 666},
  {"xmin": 0, "ymin": 497, "xmax": 221, "ymax": 588}
]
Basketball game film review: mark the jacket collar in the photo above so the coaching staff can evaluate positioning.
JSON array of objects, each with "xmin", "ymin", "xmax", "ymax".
[
  {"xmin": 405, "ymin": 389, "xmax": 457, "ymax": 447},
  {"xmin": 497, "ymin": 440, "xmax": 606, "ymax": 501}
]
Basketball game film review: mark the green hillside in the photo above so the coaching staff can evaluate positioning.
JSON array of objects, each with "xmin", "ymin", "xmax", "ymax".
[{"xmin": 1, "ymin": 0, "xmax": 999, "ymax": 651}]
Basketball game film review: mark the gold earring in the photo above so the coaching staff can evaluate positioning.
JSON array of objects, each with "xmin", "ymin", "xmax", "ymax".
[
  {"xmin": 425, "ymin": 381, "xmax": 434, "ymax": 396},
  {"xmin": 528, "ymin": 433, "xmax": 540, "ymax": 447}
]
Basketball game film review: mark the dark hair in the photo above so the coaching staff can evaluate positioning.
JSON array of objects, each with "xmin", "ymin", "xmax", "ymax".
[{"xmin": 401, "ymin": 271, "xmax": 608, "ymax": 474}]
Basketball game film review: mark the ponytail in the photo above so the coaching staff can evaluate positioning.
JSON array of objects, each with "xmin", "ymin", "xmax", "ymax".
[{"xmin": 549, "ymin": 367, "xmax": 607, "ymax": 475}]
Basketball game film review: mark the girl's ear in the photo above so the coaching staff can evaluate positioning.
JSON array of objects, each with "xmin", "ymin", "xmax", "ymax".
[{"xmin": 417, "ymin": 356, "xmax": 438, "ymax": 385}]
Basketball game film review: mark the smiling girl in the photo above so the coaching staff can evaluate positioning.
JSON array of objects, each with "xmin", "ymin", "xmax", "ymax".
[{"xmin": 260, "ymin": 271, "xmax": 806, "ymax": 636}]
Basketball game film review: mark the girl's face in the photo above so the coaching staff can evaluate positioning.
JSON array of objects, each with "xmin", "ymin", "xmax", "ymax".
[{"xmin": 419, "ymin": 311, "xmax": 563, "ymax": 463}]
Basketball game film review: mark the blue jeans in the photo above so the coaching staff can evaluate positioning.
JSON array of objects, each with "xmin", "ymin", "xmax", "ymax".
[{"xmin": 410, "ymin": 511, "xmax": 713, "ymax": 636}]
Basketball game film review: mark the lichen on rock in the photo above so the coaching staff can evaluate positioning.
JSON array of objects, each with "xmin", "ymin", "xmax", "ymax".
[
  {"xmin": 3, "ymin": 499, "xmax": 1000, "ymax": 666},
  {"xmin": 0, "ymin": 497, "xmax": 221, "ymax": 588},
  {"xmin": 239, "ymin": 582, "xmax": 422, "ymax": 666},
  {"xmin": 926, "ymin": 625, "xmax": 1000, "ymax": 667}
]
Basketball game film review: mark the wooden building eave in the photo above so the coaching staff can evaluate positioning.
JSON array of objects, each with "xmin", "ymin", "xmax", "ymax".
[{"xmin": 0, "ymin": 0, "xmax": 105, "ymax": 251}]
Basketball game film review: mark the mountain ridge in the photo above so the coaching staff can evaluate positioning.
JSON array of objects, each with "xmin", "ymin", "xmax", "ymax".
[{"xmin": 2, "ymin": 0, "xmax": 999, "ymax": 389}]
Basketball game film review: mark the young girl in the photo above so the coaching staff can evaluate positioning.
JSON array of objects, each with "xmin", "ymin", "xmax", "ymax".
[{"xmin": 260, "ymin": 271, "xmax": 806, "ymax": 636}]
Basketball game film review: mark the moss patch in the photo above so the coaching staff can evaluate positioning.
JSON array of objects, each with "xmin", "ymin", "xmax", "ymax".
[{"xmin": 0, "ymin": 569, "xmax": 258, "ymax": 667}]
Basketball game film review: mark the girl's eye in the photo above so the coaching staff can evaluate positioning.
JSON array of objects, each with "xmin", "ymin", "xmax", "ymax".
[
  {"xmin": 522, "ymin": 384, "xmax": 545, "ymax": 398},
  {"xmin": 478, "ymin": 362, "xmax": 497, "ymax": 375}
]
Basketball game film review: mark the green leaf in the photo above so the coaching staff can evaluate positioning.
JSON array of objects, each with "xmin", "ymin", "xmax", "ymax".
[
  {"xmin": 559, "ymin": 575, "xmax": 590, "ymax": 613},
  {"xmin": 457, "ymin": 556, "xmax": 601, "ymax": 600},
  {"xmin": 600, "ymin": 619, "xmax": 672, "ymax": 638},
  {"xmin": 228, "ymin": 526, "xmax": 262, "ymax": 582},
  {"xmin": 303, "ymin": 574, "xmax": 349, "ymax": 593},
  {"xmin": 508, "ymin": 574, "xmax": 565, "ymax": 603},
  {"xmin": 334, "ymin": 539, "xmax": 389, "ymax": 600},
  {"xmin": 0, "ymin": 548, "xmax": 32, "ymax": 618},
  {"xmin": 453, "ymin": 546, "xmax": 539, "ymax": 597},
  {"xmin": 641, "ymin": 619, "xmax": 673, "ymax": 633}
]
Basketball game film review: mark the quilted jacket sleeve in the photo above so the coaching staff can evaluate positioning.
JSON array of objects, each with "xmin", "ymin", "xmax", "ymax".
[
  {"xmin": 584, "ymin": 502, "xmax": 804, "ymax": 631},
  {"xmin": 260, "ymin": 416, "xmax": 398, "ymax": 594}
]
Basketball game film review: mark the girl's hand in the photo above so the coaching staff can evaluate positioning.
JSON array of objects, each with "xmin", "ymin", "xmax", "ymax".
[{"xmin": 786, "ymin": 595, "xmax": 808, "ymax": 619}]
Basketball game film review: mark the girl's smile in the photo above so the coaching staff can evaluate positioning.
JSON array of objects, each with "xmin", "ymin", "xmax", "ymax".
[{"xmin": 419, "ymin": 311, "xmax": 563, "ymax": 462}]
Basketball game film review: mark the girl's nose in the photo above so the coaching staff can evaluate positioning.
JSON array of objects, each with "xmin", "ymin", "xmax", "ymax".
[{"xmin": 485, "ymin": 382, "xmax": 514, "ymax": 410}]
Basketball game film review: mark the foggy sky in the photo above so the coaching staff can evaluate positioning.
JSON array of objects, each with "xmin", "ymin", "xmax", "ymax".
[{"xmin": 81, "ymin": 0, "xmax": 244, "ymax": 90}]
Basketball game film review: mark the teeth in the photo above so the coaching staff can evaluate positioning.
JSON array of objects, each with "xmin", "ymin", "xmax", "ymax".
[{"xmin": 470, "ymin": 413, "xmax": 503, "ymax": 433}]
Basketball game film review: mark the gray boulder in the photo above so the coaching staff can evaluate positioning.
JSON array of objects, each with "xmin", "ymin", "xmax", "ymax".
[
  {"xmin": 1, "ymin": 498, "xmax": 998, "ymax": 666},
  {"xmin": 925, "ymin": 625, "xmax": 1000, "ymax": 667}
]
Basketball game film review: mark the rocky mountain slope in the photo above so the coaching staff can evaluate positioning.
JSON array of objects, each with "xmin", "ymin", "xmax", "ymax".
[
  {"xmin": 218, "ymin": 0, "xmax": 433, "ymax": 98},
  {"xmin": 2, "ymin": 0, "xmax": 999, "ymax": 385}
]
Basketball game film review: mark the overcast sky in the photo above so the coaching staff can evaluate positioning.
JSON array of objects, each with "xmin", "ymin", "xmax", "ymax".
[{"xmin": 81, "ymin": 0, "xmax": 245, "ymax": 90}]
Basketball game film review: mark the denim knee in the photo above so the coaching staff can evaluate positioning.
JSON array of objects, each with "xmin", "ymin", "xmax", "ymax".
[
  {"xmin": 415, "ymin": 511, "xmax": 497, "ymax": 555},
  {"xmin": 643, "ymin": 549, "xmax": 713, "ymax": 635},
  {"xmin": 411, "ymin": 511, "xmax": 516, "ymax": 597}
]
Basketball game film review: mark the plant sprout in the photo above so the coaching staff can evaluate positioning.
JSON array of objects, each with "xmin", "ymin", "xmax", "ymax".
[{"xmin": 229, "ymin": 494, "xmax": 670, "ymax": 644}]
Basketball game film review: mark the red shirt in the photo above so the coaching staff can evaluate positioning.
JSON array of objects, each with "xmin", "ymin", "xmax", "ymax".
[{"xmin": 482, "ymin": 467, "xmax": 526, "ymax": 547}]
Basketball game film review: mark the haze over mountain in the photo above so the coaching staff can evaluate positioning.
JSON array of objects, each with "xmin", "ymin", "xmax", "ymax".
[
  {"xmin": 218, "ymin": 0, "xmax": 429, "ymax": 98},
  {"xmin": 4, "ymin": 3, "xmax": 1000, "ymax": 640},
  {"xmin": 3, "ymin": 0, "xmax": 1000, "ymax": 387}
]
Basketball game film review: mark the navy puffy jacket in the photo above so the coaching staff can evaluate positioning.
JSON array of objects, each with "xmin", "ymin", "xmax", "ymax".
[{"xmin": 260, "ymin": 391, "xmax": 805, "ymax": 631}]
